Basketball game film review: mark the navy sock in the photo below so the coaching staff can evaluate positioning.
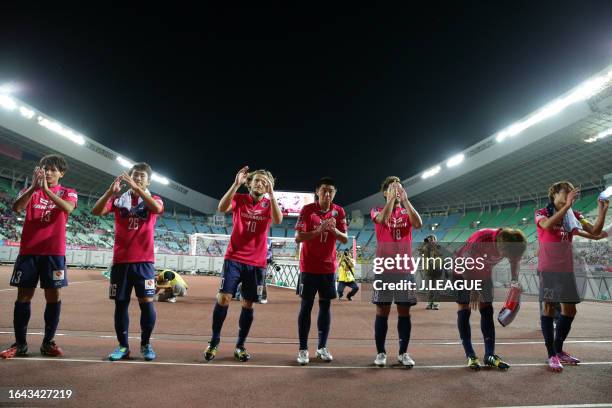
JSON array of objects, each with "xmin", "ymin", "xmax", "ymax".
[
  {"xmin": 541, "ymin": 315, "xmax": 556, "ymax": 357},
  {"xmin": 298, "ymin": 298, "xmax": 314, "ymax": 350},
  {"xmin": 375, "ymin": 315, "xmax": 388, "ymax": 354},
  {"xmin": 13, "ymin": 301, "xmax": 31, "ymax": 346},
  {"xmin": 397, "ymin": 316, "xmax": 412, "ymax": 354},
  {"xmin": 43, "ymin": 301, "xmax": 61, "ymax": 344},
  {"xmin": 114, "ymin": 300, "xmax": 130, "ymax": 347},
  {"xmin": 210, "ymin": 303, "xmax": 228, "ymax": 347},
  {"xmin": 479, "ymin": 305, "xmax": 495, "ymax": 357},
  {"xmin": 317, "ymin": 299, "xmax": 331, "ymax": 349},
  {"xmin": 139, "ymin": 302, "xmax": 156, "ymax": 347},
  {"xmin": 554, "ymin": 314, "xmax": 574, "ymax": 354},
  {"xmin": 236, "ymin": 307, "xmax": 254, "ymax": 348},
  {"xmin": 457, "ymin": 309, "xmax": 475, "ymax": 358}
]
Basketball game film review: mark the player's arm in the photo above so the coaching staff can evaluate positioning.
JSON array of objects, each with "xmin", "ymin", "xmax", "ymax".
[
  {"xmin": 263, "ymin": 175, "xmax": 283, "ymax": 225},
  {"xmin": 581, "ymin": 200, "xmax": 608, "ymax": 236},
  {"xmin": 575, "ymin": 229, "xmax": 608, "ymax": 240},
  {"xmin": 295, "ymin": 224, "xmax": 324, "ymax": 243},
  {"xmin": 43, "ymin": 184, "xmax": 76, "ymax": 214},
  {"xmin": 538, "ymin": 189, "xmax": 577, "ymax": 230},
  {"xmin": 509, "ymin": 257, "xmax": 521, "ymax": 282},
  {"xmin": 331, "ymin": 213, "xmax": 348, "ymax": 244},
  {"xmin": 218, "ymin": 166, "xmax": 248, "ymax": 213},
  {"xmin": 398, "ymin": 184, "xmax": 423, "ymax": 229},
  {"xmin": 12, "ymin": 166, "xmax": 42, "ymax": 213},
  {"xmin": 295, "ymin": 207, "xmax": 323, "ymax": 243},
  {"xmin": 92, "ymin": 176, "xmax": 122, "ymax": 216},
  {"xmin": 121, "ymin": 172, "xmax": 163, "ymax": 214},
  {"xmin": 373, "ymin": 183, "xmax": 396, "ymax": 225}
]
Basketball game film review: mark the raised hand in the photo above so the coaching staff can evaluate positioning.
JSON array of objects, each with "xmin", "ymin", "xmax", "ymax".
[
  {"xmin": 109, "ymin": 176, "xmax": 123, "ymax": 196},
  {"xmin": 121, "ymin": 172, "xmax": 139, "ymax": 190},
  {"xmin": 386, "ymin": 182, "xmax": 397, "ymax": 203},
  {"xmin": 566, "ymin": 188, "xmax": 579, "ymax": 208},
  {"xmin": 396, "ymin": 182, "xmax": 407, "ymax": 201},
  {"xmin": 234, "ymin": 166, "xmax": 249, "ymax": 187}
]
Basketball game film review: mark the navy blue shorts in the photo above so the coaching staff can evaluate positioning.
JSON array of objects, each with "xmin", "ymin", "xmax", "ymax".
[
  {"xmin": 538, "ymin": 270, "xmax": 580, "ymax": 304},
  {"xmin": 371, "ymin": 273, "xmax": 417, "ymax": 306},
  {"xmin": 219, "ymin": 260, "xmax": 265, "ymax": 302},
  {"xmin": 297, "ymin": 272, "xmax": 337, "ymax": 301},
  {"xmin": 455, "ymin": 278, "xmax": 494, "ymax": 304},
  {"xmin": 10, "ymin": 255, "xmax": 68, "ymax": 289},
  {"xmin": 109, "ymin": 262, "xmax": 156, "ymax": 301}
]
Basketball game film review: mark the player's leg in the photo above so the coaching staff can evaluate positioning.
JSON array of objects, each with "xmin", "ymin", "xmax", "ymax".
[
  {"xmin": 1, "ymin": 256, "xmax": 38, "ymax": 358},
  {"xmin": 297, "ymin": 273, "xmax": 317, "ymax": 365},
  {"xmin": 396, "ymin": 304, "xmax": 414, "ymax": 367},
  {"xmin": 315, "ymin": 274, "xmax": 337, "ymax": 362},
  {"xmin": 205, "ymin": 261, "xmax": 240, "ymax": 361},
  {"xmin": 479, "ymin": 299, "xmax": 509, "ymax": 370},
  {"xmin": 457, "ymin": 297, "xmax": 479, "ymax": 370},
  {"xmin": 555, "ymin": 302, "xmax": 579, "ymax": 365},
  {"xmin": 39, "ymin": 256, "xmax": 67, "ymax": 357},
  {"xmin": 374, "ymin": 303, "xmax": 391, "ymax": 366},
  {"xmin": 539, "ymin": 271, "xmax": 563, "ymax": 372},
  {"xmin": 233, "ymin": 265, "xmax": 263, "ymax": 362},
  {"xmin": 109, "ymin": 264, "xmax": 132, "ymax": 361},
  {"xmin": 135, "ymin": 263, "xmax": 157, "ymax": 361}
]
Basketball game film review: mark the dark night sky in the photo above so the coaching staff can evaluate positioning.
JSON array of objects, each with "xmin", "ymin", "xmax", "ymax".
[{"xmin": 1, "ymin": 4, "xmax": 612, "ymax": 204}]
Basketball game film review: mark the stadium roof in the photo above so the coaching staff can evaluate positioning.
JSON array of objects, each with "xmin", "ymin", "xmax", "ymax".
[
  {"xmin": 348, "ymin": 63, "xmax": 612, "ymax": 214},
  {"xmin": 0, "ymin": 95, "xmax": 219, "ymax": 214}
]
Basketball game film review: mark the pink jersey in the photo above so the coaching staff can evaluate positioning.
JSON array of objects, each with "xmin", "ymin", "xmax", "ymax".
[
  {"xmin": 535, "ymin": 207, "xmax": 583, "ymax": 272},
  {"xmin": 19, "ymin": 185, "xmax": 78, "ymax": 256},
  {"xmin": 455, "ymin": 228, "xmax": 502, "ymax": 279},
  {"xmin": 296, "ymin": 202, "xmax": 347, "ymax": 274},
  {"xmin": 105, "ymin": 194, "xmax": 163, "ymax": 263},
  {"xmin": 371, "ymin": 206, "xmax": 413, "ymax": 259},
  {"xmin": 225, "ymin": 193, "xmax": 272, "ymax": 268}
]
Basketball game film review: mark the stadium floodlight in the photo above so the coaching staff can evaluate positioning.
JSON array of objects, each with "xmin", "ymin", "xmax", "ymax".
[
  {"xmin": 0, "ymin": 95, "xmax": 17, "ymax": 111},
  {"xmin": 152, "ymin": 173, "xmax": 170, "ymax": 185},
  {"xmin": 496, "ymin": 68, "xmax": 612, "ymax": 143},
  {"xmin": 584, "ymin": 127, "xmax": 612, "ymax": 143},
  {"xmin": 446, "ymin": 153, "xmax": 465, "ymax": 168},
  {"xmin": 19, "ymin": 106, "xmax": 35, "ymax": 119},
  {"xmin": 421, "ymin": 165, "xmax": 441, "ymax": 179},
  {"xmin": 0, "ymin": 83, "xmax": 18, "ymax": 94},
  {"xmin": 37, "ymin": 116, "xmax": 85, "ymax": 145},
  {"xmin": 116, "ymin": 156, "xmax": 133, "ymax": 168}
]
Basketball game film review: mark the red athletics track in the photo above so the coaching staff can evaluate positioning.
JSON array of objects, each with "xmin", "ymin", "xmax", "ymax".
[{"xmin": 0, "ymin": 266, "xmax": 611, "ymax": 408}]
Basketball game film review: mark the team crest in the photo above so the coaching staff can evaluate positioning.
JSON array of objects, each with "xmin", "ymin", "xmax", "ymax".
[
  {"xmin": 332, "ymin": 210, "xmax": 338, "ymax": 217},
  {"xmin": 144, "ymin": 279, "xmax": 155, "ymax": 290},
  {"xmin": 400, "ymin": 209, "xmax": 407, "ymax": 214},
  {"xmin": 53, "ymin": 270, "xmax": 65, "ymax": 281},
  {"xmin": 261, "ymin": 201, "xmax": 269, "ymax": 208}
]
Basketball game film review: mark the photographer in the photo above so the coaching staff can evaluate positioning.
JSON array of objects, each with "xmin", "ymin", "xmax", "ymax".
[
  {"xmin": 419, "ymin": 234, "xmax": 443, "ymax": 310},
  {"xmin": 337, "ymin": 249, "xmax": 359, "ymax": 301}
]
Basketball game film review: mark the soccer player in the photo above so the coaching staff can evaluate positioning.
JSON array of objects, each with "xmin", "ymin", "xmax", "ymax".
[
  {"xmin": 536, "ymin": 182, "xmax": 608, "ymax": 372},
  {"xmin": 0, "ymin": 155, "xmax": 77, "ymax": 359},
  {"xmin": 370, "ymin": 176, "xmax": 422, "ymax": 367},
  {"xmin": 92, "ymin": 163, "xmax": 164, "ymax": 361},
  {"xmin": 295, "ymin": 177, "xmax": 348, "ymax": 365},
  {"xmin": 454, "ymin": 228, "xmax": 527, "ymax": 370},
  {"xmin": 203, "ymin": 166, "xmax": 282, "ymax": 362}
]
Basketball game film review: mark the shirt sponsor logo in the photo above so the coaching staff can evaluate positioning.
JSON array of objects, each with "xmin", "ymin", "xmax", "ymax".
[{"xmin": 242, "ymin": 209, "xmax": 267, "ymax": 221}]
